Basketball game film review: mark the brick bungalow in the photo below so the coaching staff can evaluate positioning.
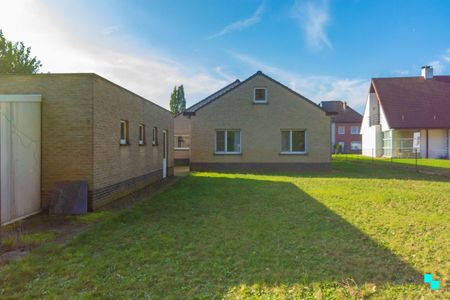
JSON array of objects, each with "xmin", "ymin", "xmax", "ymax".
[
  {"xmin": 0, "ymin": 73, "xmax": 173, "ymax": 224},
  {"xmin": 175, "ymin": 71, "xmax": 331, "ymax": 172}
]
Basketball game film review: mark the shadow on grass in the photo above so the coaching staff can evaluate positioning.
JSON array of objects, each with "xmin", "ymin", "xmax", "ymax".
[{"xmin": 0, "ymin": 174, "xmax": 424, "ymax": 298}]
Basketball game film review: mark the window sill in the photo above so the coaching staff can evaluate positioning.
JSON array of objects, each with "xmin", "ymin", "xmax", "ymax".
[
  {"xmin": 152, "ymin": 143, "xmax": 158, "ymax": 146},
  {"xmin": 252, "ymin": 101, "xmax": 268, "ymax": 105},
  {"xmin": 120, "ymin": 142, "xmax": 130, "ymax": 146},
  {"xmin": 279, "ymin": 152, "xmax": 308, "ymax": 155},
  {"xmin": 139, "ymin": 142, "xmax": 146, "ymax": 146},
  {"xmin": 174, "ymin": 148, "xmax": 190, "ymax": 151},
  {"xmin": 214, "ymin": 152, "xmax": 242, "ymax": 155}
]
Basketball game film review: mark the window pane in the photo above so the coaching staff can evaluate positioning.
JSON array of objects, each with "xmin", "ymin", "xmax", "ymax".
[
  {"xmin": 216, "ymin": 131, "xmax": 225, "ymax": 152},
  {"xmin": 120, "ymin": 122, "xmax": 125, "ymax": 140},
  {"xmin": 227, "ymin": 131, "xmax": 240, "ymax": 152},
  {"xmin": 281, "ymin": 131, "xmax": 290, "ymax": 152},
  {"xmin": 292, "ymin": 130, "xmax": 305, "ymax": 152},
  {"xmin": 254, "ymin": 88, "xmax": 266, "ymax": 101}
]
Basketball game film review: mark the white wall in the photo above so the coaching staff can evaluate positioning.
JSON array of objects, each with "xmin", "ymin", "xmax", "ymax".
[
  {"xmin": 0, "ymin": 95, "xmax": 41, "ymax": 225},
  {"xmin": 418, "ymin": 129, "xmax": 449, "ymax": 158},
  {"xmin": 362, "ymin": 125, "xmax": 382, "ymax": 157},
  {"xmin": 361, "ymin": 93, "xmax": 384, "ymax": 157}
]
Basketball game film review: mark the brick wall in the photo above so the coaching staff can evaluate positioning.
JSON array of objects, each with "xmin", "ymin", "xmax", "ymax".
[
  {"xmin": 92, "ymin": 76, "xmax": 173, "ymax": 208},
  {"xmin": 189, "ymin": 74, "xmax": 331, "ymax": 169},
  {"xmin": 0, "ymin": 74, "xmax": 94, "ymax": 207},
  {"xmin": 334, "ymin": 122, "xmax": 362, "ymax": 153},
  {"xmin": 0, "ymin": 74, "xmax": 174, "ymax": 210}
]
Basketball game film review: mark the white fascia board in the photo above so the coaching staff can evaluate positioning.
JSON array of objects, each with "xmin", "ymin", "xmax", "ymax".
[{"xmin": 0, "ymin": 94, "xmax": 42, "ymax": 102}]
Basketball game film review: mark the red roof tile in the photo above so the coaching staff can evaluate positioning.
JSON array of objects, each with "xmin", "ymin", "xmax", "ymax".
[{"xmin": 371, "ymin": 76, "xmax": 450, "ymax": 129}]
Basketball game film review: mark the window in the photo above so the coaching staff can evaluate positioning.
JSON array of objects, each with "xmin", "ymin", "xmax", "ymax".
[
  {"xmin": 351, "ymin": 141, "xmax": 361, "ymax": 151},
  {"xmin": 253, "ymin": 87, "xmax": 267, "ymax": 103},
  {"xmin": 215, "ymin": 130, "xmax": 241, "ymax": 154},
  {"xmin": 350, "ymin": 126, "xmax": 360, "ymax": 135},
  {"xmin": 174, "ymin": 135, "xmax": 190, "ymax": 150},
  {"xmin": 382, "ymin": 130, "xmax": 392, "ymax": 157},
  {"xmin": 120, "ymin": 120, "xmax": 129, "ymax": 145},
  {"xmin": 281, "ymin": 130, "xmax": 306, "ymax": 153},
  {"xmin": 338, "ymin": 126, "xmax": 345, "ymax": 135},
  {"xmin": 139, "ymin": 124, "xmax": 146, "ymax": 145},
  {"xmin": 152, "ymin": 127, "xmax": 158, "ymax": 146}
]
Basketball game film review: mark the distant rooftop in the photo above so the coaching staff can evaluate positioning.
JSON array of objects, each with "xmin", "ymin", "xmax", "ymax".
[{"xmin": 320, "ymin": 100, "xmax": 362, "ymax": 123}]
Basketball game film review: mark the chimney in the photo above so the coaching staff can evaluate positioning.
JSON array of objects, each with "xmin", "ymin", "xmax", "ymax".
[
  {"xmin": 421, "ymin": 66, "xmax": 433, "ymax": 80},
  {"xmin": 343, "ymin": 101, "xmax": 347, "ymax": 110}
]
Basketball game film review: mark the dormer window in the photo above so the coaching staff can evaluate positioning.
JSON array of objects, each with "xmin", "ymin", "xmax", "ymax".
[{"xmin": 253, "ymin": 87, "xmax": 267, "ymax": 103}]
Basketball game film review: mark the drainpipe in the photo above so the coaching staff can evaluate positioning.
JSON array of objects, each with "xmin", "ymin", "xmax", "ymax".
[{"xmin": 426, "ymin": 129, "xmax": 429, "ymax": 158}]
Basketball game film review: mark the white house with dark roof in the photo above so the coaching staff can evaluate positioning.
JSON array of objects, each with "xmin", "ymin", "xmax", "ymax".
[{"xmin": 361, "ymin": 66, "xmax": 450, "ymax": 158}]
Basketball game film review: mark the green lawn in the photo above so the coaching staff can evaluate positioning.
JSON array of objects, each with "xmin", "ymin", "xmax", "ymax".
[
  {"xmin": 1, "ymin": 161, "xmax": 449, "ymax": 299},
  {"xmin": 333, "ymin": 154, "xmax": 450, "ymax": 171}
]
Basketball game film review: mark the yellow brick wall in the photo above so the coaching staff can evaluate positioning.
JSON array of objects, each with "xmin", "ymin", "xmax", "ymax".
[
  {"xmin": 190, "ymin": 74, "xmax": 331, "ymax": 164},
  {"xmin": 0, "ymin": 74, "xmax": 94, "ymax": 207},
  {"xmin": 0, "ymin": 74, "xmax": 174, "ymax": 209},
  {"xmin": 92, "ymin": 76, "xmax": 173, "ymax": 191}
]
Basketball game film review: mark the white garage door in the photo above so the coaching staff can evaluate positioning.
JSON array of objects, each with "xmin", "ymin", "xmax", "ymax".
[{"xmin": 0, "ymin": 94, "xmax": 41, "ymax": 225}]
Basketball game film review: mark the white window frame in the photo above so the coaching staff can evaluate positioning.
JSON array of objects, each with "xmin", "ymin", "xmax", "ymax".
[
  {"xmin": 350, "ymin": 141, "xmax": 361, "ymax": 150},
  {"xmin": 350, "ymin": 126, "xmax": 360, "ymax": 135},
  {"xmin": 120, "ymin": 120, "xmax": 128, "ymax": 145},
  {"xmin": 280, "ymin": 129, "xmax": 307, "ymax": 154},
  {"xmin": 174, "ymin": 135, "xmax": 190, "ymax": 150},
  {"xmin": 338, "ymin": 126, "xmax": 345, "ymax": 135},
  {"xmin": 215, "ymin": 130, "xmax": 241, "ymax": 154},
  {"xmin": 253, "ymin": 87, "xmax": 267, "ymax": 103},
  {"xmin": 138, "ymin": 124, "xmax": 145, "ymax": 145}
]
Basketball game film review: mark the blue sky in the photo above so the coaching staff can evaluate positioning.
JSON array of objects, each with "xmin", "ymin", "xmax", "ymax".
[{"xmin": 1, "ymin": 0, "xmax": 450, "ymax": 112}]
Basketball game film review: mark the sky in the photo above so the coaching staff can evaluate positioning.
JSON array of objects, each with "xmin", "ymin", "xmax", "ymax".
[{"xmin": 1, "ymin": 0, "xmax": 450, "ymax": 112}]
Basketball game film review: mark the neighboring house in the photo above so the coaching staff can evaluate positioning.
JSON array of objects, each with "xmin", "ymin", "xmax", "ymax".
[
  {"xmin": 175, "ymin": 71, "xmax": 331, "ymax": 172},
  {"xmin": 174, "ymin": 113, "xmax": 191, "ymax": 166},
  {"xmin": 0, "ymin": 73, "xmax": 173, "ymax": 225},
  {"xmin": 361, "ymin": 66, "xmax": 450, "ymax": 158},
  {"xmin": 320, "ymin": 100, "xmax": 363, "ymax": 153}
]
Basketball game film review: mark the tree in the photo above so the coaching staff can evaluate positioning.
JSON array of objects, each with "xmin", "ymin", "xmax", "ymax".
[
  {"xmin": 177, "ymin": 85, "xmax": 186, "ymax": 112},
  {"xmin": 169, "ymin": 86, "xmax": 178, "ymax": 115},
  {"xmin": 169, "ymin": 85, "xmax": 187, "ymax": 115},
  {"xmin": 0, "ymin": 30, "xmax": 42, "ymax": 74}
]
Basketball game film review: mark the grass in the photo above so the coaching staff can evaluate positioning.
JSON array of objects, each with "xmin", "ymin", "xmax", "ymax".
[
  {"xmin": 0, "ymin": 160, "xmax": 449, "ymax": 299},
  {"xmin": 333, "ymin": 154, "xmax": 450, "ymax": 171},
  {"xmin": 1, "ymin": 232, "xmax": 57, "ymax": 252}
]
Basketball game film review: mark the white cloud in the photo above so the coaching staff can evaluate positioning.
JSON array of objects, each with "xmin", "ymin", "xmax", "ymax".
[
  {"xmin": 230, "ymin": 52, "xmax": 369, "ymax": 112},
  {"xmin": 0, "ymin": 0, "xmax": 229, "ymax": 109},
  {"xmin": 292, "ymin": 0, "xmax": 331, "ymax": 50},
  {"xmin": 428, "ymin": 60, "xmax": 444, "ymax": 74},
  {"xmin": 442, "ymin": 49, "xmax": 450, "ymax": 63},
  {"xmin": 208, "ymin": 3, "xmax": 265, "ymax": 39}
]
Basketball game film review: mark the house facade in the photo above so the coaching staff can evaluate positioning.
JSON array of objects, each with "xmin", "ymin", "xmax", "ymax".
[
  {"xmin": 320, "ymin": 101, "xmax": 362, "ymax": 153},
  {"xmin": 176, "ymin": 71, "xmax": 331, "ymax": 172},
  {"xmin": 174, "ymin": 113, "xmax": 191, "ymax": 166},
  {"xmin": 0, "ymin": 74, "xmax": 173, "ymax": 224},
  {"xmin": 361, "ymin": 66, "xmax": 450, "ymax": 158}
]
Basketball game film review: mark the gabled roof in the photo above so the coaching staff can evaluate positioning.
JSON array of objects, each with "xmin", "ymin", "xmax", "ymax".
[
  {"xmin": 320, "ymin": 100, "xmax": 362, "ymax": 123},
  {"xmin": 183, "ymin": 79, "xmax": 241, "ymax": 114},
  {"xmin": 184, "ymin": 71, "xmax": 325, "ymax": 115},
  {"xmin": 371, "ymin": 76, "xmax": 450, "ymax": 129}
]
